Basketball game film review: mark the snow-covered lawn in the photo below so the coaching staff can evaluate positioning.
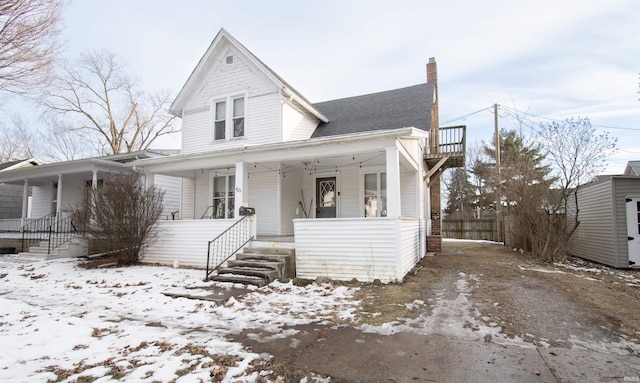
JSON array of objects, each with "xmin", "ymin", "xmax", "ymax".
[{"xmin": 0, "ymin": 258, "xmax": 358, "ymax": 382}]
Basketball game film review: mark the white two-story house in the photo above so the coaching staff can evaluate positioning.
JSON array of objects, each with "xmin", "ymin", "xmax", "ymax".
[{"xmin": 136, "ymin": 28, "xmax": 465, "ymax": 283}]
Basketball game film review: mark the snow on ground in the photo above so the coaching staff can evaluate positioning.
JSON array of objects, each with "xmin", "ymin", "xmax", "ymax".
[{"xmin": 0, "ymin": 258, "xmax": 358, "ymax": 383}]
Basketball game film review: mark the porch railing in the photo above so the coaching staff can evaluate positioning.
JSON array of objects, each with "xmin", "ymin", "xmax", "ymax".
[
  {"xmin": 20, "ymin": 214, "xmax": 79, "ymax": 254},
  {"xmin": 21, "ymin": 213, "xmax": 55, "ymax": 251},
  {"xmin": 205, "ymin": 216, "xmax": 255, "ymax": 280},
  {"xmin": 428, "ymin": 125, "xmax": 466, "ymax": 156},
  {"xmin": 425, "ymin": 125, "xmax": 466, "ymax": 169},
  {"xmin": 47, "ymin": 215, "xmax": 78, "ymax": 254},
  {"xmin": 0, "ymin": 218, "xmax": 24, "ymax": 232}
]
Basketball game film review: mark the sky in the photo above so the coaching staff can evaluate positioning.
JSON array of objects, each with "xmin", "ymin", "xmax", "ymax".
[{"xmin": 3, "ymin": 0, "xmax": 640, "ymax": 173}]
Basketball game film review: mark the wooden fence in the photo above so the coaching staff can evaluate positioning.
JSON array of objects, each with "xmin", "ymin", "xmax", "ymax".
[{"xmin": 442, "ymin": 219, "xmax": 498, "ymax": 241}]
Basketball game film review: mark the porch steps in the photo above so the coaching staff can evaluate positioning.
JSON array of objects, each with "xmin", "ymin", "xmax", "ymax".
[
  {"xmin": 208, "ymin": 242, "xmax": 295, "ymax": 287},
  {"xmin": 17, "ymin": 237, "xmax": 87, "ymax": 260}
]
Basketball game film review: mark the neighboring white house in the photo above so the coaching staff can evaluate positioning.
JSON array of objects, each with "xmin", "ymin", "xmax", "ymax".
[
  {"xmin": 0, "ymin": 150, "xmax": 182, "ymax": 252},
  {"xmin": 0, "ymin": 159, "xmax": 39, "ymax": 222},
  {"xmin": 134, "ymin": 28, "xmax": 465, "ymax": 282}
]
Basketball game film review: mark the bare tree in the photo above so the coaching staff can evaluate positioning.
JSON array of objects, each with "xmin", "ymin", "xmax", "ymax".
[
  {"xmin": 0, "ymin": 115, "xmax": 38, "ymax": 162},
  {"xmin": 537, "ymin": 117, "xmax": 617, "ymax": 238},
  {"xmin": 44, "ymin": 51, "xmax": 177, "ymax": 155},
  {"xmin": 38, "ymin": 116, "xmax": 96, "ymax": 161},
  {"xmin": 0, "ymin": 0, "xmax": 64, "ymax": 95},
  {"xmin": 76, "ymin": 174, "xmax": 164, "ymax": 266}
]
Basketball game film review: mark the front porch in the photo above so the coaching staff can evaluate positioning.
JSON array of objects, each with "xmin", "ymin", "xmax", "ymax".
[{"xmin": 141, "ymin": 215, "xmax": 425, "ymax": 283}]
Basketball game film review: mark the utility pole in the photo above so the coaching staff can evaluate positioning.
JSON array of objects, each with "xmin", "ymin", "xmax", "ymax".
[{"xmin": 494, "ymin": 103, "xmax": 502, "ymax": 243}]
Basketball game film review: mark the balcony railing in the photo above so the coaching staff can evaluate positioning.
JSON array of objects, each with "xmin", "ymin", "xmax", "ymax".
[{"xmin": 425, "ymin": 125, "xmax": 466, "ymax": 169}]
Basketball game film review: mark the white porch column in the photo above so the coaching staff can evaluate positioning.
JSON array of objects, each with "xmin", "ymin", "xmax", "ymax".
[
  {"xmin": 234, "ymin": 161, "xmax": 249, "ymax": 218},
  {"xmin": 56, "ymin": 174, "xmax": 63, "ymax": 216},
  {"xmin": 92, "ymin": 169, "xmax": 98, "ymax": 190},
  {"xmin": 22, "ymin": 179, "xmax": 29, "ymax": 219},
  {"xmin": 145, "ymin": 172, "xmax": 155, "ymax": 190},
  {"xmin": 386, "ymin": 146, "xmax": 401, "ymax": 218}
]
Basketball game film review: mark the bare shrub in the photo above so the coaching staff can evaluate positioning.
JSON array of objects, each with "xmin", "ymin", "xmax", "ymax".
[{"xmin": 77, "ymin": 174, "xmax": 163, "ymax": 265}]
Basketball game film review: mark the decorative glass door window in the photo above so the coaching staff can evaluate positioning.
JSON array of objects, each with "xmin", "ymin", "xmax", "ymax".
[
  {"xmin": 364, "ymin": 172, "xmax": 387, "ymax": 217},
  {"xmin": 212, "ymin": 175, "xmax": 235, "ymax": 219}
]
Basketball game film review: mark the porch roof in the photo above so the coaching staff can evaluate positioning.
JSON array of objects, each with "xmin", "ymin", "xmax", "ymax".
[
  {"xmin": 133, "ymin": 127, "xmax": 428, "ymax": 176},
  {"xmin": 0, "ymin": 158, "xmax": 130, "ymax": 185},
  {"xmin": 0, "ymin": 150, "xmax": 176, "ymax": 185}
]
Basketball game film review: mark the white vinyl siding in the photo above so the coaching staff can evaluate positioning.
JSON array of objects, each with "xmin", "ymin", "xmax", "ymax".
[
  {"xmin": 248, "ymin": 170, "xmax": 278, "ymax": 236},
  {"xmin": 31, "ymin": 184, "xmax": 52, "ymax": 218},
  {"xmin": 142, "ymin": 219, "xmax": 251, "ymax": 268},
  {"xmin": 338, "ymin": 168, "xmax": 359, "ymax": 217},
  {"xmin": 282, "ymin": 101, "xmax": 319, "ymax": 141},
  {"xmin": 180, "ymin": 46, "xmax": 282, "ymax": 154},
  {"xmin": 194, "ymin": 173, "xmax": 210, "ymax": 220},
  {"xmin": 294, "ymin": 217, "xmax": 424, "ymax": 283},
  {"xmin": 399, "ymin": 218, "xmax": 425, "ymax": 276},
  {"xmin": 59, "ymin": 179, "xmax": 84, "ymax": 213},
  {"xmin": 155, "ymin": 175, "xmax": 182, "ymax": 219},
  {"xmin": 181, "ymin": 178, "xmax": 196, "ymax": 219},
  {"xmin": 280, "ymin": 166, "xmax": 303, "ymax": 234},
  {"xmin": 401, "ymin": 169, "xmax": 418, "ymax": 217}
]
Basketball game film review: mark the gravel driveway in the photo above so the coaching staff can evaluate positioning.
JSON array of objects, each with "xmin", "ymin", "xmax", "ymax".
[{"xmin": 232, "ymin": 239, "xmax": 640, "ymax": 382}]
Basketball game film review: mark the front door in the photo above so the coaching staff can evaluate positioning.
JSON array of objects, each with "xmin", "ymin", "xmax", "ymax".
[
  {"xmin": 316, "ymin": 177, "xmax": 336, "ymax": 218},
  {"xmin": 626, "ymin": 196, "xmax": 640, "ymax": 267}
]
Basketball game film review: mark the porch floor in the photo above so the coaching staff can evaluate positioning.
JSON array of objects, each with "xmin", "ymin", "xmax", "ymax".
[{"xmin": 255, "ymin": 235, "xmax": 294, "ymax": 243}]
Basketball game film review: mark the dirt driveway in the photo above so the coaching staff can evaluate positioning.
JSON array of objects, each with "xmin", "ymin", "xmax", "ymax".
[{"xmin": 231, "ymin": 240, "xmax": 640, "ymax": 382}]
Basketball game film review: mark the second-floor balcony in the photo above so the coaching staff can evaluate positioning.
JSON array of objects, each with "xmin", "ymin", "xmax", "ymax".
[{"xmin": 425, "ymin": 125, "xmax": 466, "ymax": 170}]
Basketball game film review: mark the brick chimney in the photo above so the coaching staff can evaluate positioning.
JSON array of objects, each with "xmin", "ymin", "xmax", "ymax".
[{"xmin": 426, "ymin": 57, "xmax": 442, "ymax": 253}]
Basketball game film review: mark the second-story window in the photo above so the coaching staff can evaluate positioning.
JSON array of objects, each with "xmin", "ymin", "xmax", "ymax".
[
  {"xmin": 233, "ymin": 97, "xmax": 244, "ymax": 138},
  {"xmin": 212, "ymin": 95, "xmax": 246, "ymax": 141},
  {"xmin": 214, "ymin": 101, "xmax": 226, "ymax": 140}
]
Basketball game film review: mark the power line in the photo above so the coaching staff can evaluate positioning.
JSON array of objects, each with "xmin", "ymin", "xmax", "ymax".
[
  {"xmin": 499, "ymin": 105, "xmax": 640, "ymax": 131},
  {"xmin": 441, "ymin": 107, "xmax": 493, "ymax": 125}
]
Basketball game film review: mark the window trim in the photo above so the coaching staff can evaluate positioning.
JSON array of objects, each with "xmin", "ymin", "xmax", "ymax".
[
  {"xmin": 360, "ymin": 166, "xmax": 387, "ymax": 218},
  {"xmin": 210, "ymin": 93, "xmax": 247, "ymax": 142},
  {"xmin": 209, "ymin": 171, "xmax": 236, "ymax": 219}
]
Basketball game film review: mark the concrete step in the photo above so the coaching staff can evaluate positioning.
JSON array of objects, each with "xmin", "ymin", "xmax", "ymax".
[
  {"xmin": 228, "ymin": 258, "xmax": 284, "ymax": 274},
  {"xmin": 217, "ymin": 266, "xmax": 279, "ymax": 281},
  {"xmin": 242, "ymin": 246, "xmax": 295, "ymax": 256},
  {"xmin": 209, "ymin": 274, "xmax": 269, "ymax": 287}
]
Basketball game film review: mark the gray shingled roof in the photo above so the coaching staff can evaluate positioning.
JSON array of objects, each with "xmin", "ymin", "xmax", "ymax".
[
  {"xmin": 311, "ymin": 83, "xmax": 434, "ymax": 138},
  {"xmin": 0, "ymin": 159, "xmax": 38, "ymax": 171}
]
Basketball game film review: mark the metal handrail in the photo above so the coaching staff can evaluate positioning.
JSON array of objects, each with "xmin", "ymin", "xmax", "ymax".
[
  {"xmin": 47, "ymin": 215, "xmax": 78, "ymax": 254},
  {"xmin": 21, "ymin": 213, "xmax": 55, "ymax": 252},
  {"xmin": 200, "ymin": 205, "xmax": 215, "ymax": 219},
  {"xmin": 205, "ymin": 216, "xmax": 255, "ymax": 280}
]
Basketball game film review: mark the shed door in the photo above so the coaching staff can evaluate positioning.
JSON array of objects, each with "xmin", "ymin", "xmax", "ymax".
[{"xmin": 626, "ymin": 196, "xmax": 640, "ymax": 267}]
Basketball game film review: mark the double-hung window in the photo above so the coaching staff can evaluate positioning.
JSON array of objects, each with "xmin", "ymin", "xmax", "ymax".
[
  {"xmin": 364, "ymin": 172, "xmax": 387, "ymax": 217},
  {"xmin": 213, "ymin": 95, "xmax": 245, "ymax": 141}
]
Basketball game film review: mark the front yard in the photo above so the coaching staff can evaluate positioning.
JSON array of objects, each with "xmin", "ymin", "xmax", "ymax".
[
  {"xmin": 1, "ymin": 239, "xmax": 639, "ymax": 382},
  {"xmin": 0, "ymin": 259, "xmax": 357, "ymax": 382}
]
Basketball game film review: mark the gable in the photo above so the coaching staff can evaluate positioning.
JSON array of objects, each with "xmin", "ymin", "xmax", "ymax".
[
  {"xmin": 624, "ymin": 161, "xmax": 640, "ymax": 176},
  {"xmin": 184, "ymin": 46, "xmax": 277, "ymax": 112},
  {"xmin": 311, "ymin": 83, "xmax": 434, "ymax": 138},
  {"xmin": 170, "ymin": 28, "xmax": 326, "ymax": 122}
]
